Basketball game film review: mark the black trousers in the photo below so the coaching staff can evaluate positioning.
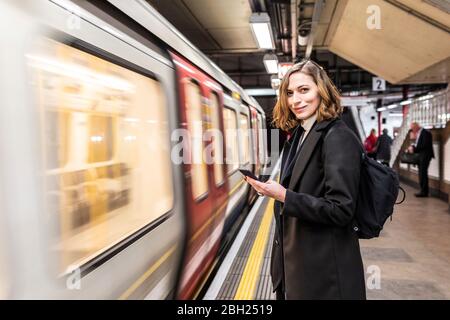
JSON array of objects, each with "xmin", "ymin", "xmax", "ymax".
[{"xmin": 418, "ymin": 159, "xmax": 431, "ymax": 195}]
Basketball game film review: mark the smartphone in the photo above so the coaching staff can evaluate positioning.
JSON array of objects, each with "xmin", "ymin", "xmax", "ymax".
[{"xmin": 239, "ymin": 169, "xmax": 259, "ymax": 181}]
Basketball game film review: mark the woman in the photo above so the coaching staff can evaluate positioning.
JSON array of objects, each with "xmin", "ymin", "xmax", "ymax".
[
  {"xmin": 245, "ymin": 60, "xmax": 366, "ymax": 300},
  {"xmin": 364, "ymin": 129, "xmax": 378, "ymax": 159}
]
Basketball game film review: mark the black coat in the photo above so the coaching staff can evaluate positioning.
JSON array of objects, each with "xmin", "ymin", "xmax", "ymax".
[
  {"xmin": 271, "ymin": 118, "xmax": 366, "ymax": 300},
  {"xmin": 376, "ymin": 133, "xmax": 393, "ymax": 162},
  {"xmin": 414, "ymin": 128, "xmax": 434, "ymax": 162}
]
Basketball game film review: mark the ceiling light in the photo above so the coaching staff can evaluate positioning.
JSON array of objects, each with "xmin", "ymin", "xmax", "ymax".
[
  {"xmin": 399, "ymin": 100, "xmax": 412, "ymax": 105},
  {"xmin": 263, "ymin": 54, "xmax": 278, "ymax": 74},
  {"xmin": 270, "ymin": 75, "xmax": 281, "ymax": 90},
  {"xmin": 250, "ymin": 13, "xmax": 275, "ymax": 49},
  {"xmin": 418, "ymin": 94, "xmax": 433, "ymax": 101}
]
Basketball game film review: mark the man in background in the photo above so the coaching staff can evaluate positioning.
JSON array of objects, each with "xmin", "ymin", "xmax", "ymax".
[{"xmin": 408, "ymin": 122, "xmax": 434, "ymax": 197}]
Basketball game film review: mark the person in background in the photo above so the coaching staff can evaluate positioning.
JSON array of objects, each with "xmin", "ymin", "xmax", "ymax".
[
  {"xmin": 364, "ymin": 129, "xmax": 378, "ymax": 159},
  {"xmin": 408, "ymin": 122, "xmax": 434, "ymax": 197},
  {"xmin": 376, "ymin": 128, "xmax": 393, "ymax": 166}
]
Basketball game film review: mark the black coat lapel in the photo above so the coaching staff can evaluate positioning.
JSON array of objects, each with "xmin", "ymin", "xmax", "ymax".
[
  {"xmin": 287, "ymin": 118, "xmax": 339, "ymax": 189},
  {"xmin": 288, "ymin": 128, "xmax": 322, "ymax": 189},
  {"xmin": 280, "ymin": 126, "xmax": 303, "ymax": 182}
]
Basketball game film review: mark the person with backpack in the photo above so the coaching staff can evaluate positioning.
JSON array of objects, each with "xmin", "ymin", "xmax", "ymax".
[{"xmin": 244, "ymin": 60, "xmax": 366, "ymax": 300}]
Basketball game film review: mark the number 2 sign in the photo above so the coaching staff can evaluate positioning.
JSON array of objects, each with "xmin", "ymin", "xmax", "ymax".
[{"xmin": 372, "ymin": 77, "xmax": 386, "ymax": 91}]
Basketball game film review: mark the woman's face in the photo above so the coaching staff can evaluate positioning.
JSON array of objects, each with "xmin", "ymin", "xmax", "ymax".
[{"xmin": 286, "ymin": 72, "xmax": 321, "ymax": 121}]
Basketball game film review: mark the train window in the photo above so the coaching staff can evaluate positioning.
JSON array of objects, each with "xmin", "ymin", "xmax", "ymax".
[
  {"xmin": 239, "ymin": 113, "xmax": 251, "ymax": 165},
  {"xmin": 29, "ymin": 38, "xmax": 174, "ymax": 272},
  {"xmin": 88, "ymin": 115, "xmax": 114, "ymax": 163},
  {"xmin": 223, "ymin": 108, "xmax": 239, "ymax": 174},
  {"xmin": 257, "ymin": 113, "xmax": 265, "ymax": 165},
  {"xmin": 209, "ymin": 93, "xmax": 224, "ymax": 185},
  {"xmin": 185, "ymin": 81, "xmax": 208, "ymax": 200},
  {"xmin": 45, "ymin": 111, "xmax": 70, "ymax": 170}
]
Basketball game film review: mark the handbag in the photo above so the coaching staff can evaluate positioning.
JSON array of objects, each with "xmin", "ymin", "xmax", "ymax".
[{"xmin": 400, "ymin": 152, "xmax": 420, "ymax": 165}]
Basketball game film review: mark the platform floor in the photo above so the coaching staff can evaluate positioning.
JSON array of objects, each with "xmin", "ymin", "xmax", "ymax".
[
  {"xmin": 204, "ymin": 183, "xmax": 450, "ymax": 300},
  {"xmin": 361, "ymin": 183, "xmax": 450, "ymax": 299}
]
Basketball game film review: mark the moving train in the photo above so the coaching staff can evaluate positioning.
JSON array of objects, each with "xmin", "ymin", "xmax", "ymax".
[{"xmin": 0, "ymin": 0, "xmax": 270, "ymax": 299}]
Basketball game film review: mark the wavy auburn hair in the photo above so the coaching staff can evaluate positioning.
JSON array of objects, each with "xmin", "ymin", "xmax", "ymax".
[{"xmin": 272, "ymin": 59, "xmax": 343, "ymax": 132}]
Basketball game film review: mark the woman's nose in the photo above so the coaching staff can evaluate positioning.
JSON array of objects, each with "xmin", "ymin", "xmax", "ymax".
[{"xmin": 292, "ymin": 91, "xmax": 302, "ymax": 104}]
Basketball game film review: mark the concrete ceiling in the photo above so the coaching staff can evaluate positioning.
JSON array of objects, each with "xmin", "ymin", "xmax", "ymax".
[
  {"xmin": 146, "ymin": 0, "xmax": 258, "ymax": 52},
  {"xmin": 328, "ymin": 0, "xmax": 450, "ymax": 84}
]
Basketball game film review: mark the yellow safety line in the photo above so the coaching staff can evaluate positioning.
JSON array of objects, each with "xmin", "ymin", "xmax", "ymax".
[
  {"xmin": 119, "ymin": 245, "xmax": 177, "ymax": 300},
  {"xmin": 234, "ymin": 198, "xmax": 274, "ymax": 300}
]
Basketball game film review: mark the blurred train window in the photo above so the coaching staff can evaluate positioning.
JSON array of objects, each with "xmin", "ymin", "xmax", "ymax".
[
  {"xmin": 29, "ymin": 38, "xmax": 173, "ymax": 272},
  {"xmin": 45, "ymin": 111, "xmax": 70, "ymax": 170},
  {"xmin": 239, "ymin": 113, "xmax": 250, "ymax": 165},
  {"xmin": 223, "ymin": 108, "xmax": 239, "ymax": 174},
  {"xmin": 209, "ymin": 93, "xmax": 224, "ymax": 185},
  {"xmin": 257, "ymin": 113, "xmax": 265, "ymax": 164},
  {"xmin": 88, "ymin": 115, "xmax": 114, "ymax": 163},
  {"xmin": 185, "ymin": 81, "xmax": 208, "ymax": 200}
]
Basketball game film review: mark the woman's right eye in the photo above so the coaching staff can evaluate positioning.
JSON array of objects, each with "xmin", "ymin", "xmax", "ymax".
[{"xmin": 286, "ymin": 91, "xmax": 293, "ymax": 97}]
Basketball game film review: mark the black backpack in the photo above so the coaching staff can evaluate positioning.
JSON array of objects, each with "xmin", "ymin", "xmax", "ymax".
[{"xmin": 325, "ymin": 124, "xmax": 405, "ymax": 239}]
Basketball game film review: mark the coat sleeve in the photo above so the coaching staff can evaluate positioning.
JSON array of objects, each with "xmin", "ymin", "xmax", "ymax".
[{"xmin": 282, "ymin": 127, "xmax": 362, "ymax": 227}]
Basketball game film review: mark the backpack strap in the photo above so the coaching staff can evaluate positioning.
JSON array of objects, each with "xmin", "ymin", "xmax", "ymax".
[{"xmin": 396, "ymin": 186, "xmax": 406, "ymax": 205}]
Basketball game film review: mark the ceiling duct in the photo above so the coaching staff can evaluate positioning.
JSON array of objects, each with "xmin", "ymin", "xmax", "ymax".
[
  {"xmin": 291, "ymin": 0, "xmax": 299, "ymax": 61},
  {"xmin": 264, "ymin": 0, "xmax": 292, "ymax": 55}
]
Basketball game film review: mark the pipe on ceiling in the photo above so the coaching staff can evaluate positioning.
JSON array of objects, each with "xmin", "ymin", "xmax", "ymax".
[
  {"xmin": 291, "ymin": 0, "xmax": 299, "ymax": 61},
  {"xmin": 277, "ymin": 0, "xmax": 291, "ymax": 55},
  {"xmin": 248, "ymin": 0, "xmax": 267, "ymax": 12}
]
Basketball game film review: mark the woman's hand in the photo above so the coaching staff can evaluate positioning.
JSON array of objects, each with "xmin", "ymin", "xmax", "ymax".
[{"xmin": 245, "ymin": 177, "xmax": 287, "ymax": 203}]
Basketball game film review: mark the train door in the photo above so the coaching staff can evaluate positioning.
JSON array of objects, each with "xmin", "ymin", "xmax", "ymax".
[
  {"xmin": 221, "ymin": 93, "xmax": 249, "ymax": 231},
  {"xmin": 170, "ymin": 53, "xmax": 228, "ymax": 299}
]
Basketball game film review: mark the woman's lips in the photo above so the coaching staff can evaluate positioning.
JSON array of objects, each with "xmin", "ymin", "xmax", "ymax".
[{"xmin": 293, "ymin": 105, "xmax": 307, "ymax": 112}]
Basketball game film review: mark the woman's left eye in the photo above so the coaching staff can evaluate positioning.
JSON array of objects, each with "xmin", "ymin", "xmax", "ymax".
[{"xmin": 299, "ymin": 88, "xmax": 309, "ymax": 93}]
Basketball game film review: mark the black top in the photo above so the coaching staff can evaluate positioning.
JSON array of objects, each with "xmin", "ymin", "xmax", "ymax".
[
  {"xmin": 414, "ymin": 128, "xmax": 434, "ymax": 160},
  {"xmin": 376, "ymin": 133, "xmax": 393, "ymax": 161}
]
